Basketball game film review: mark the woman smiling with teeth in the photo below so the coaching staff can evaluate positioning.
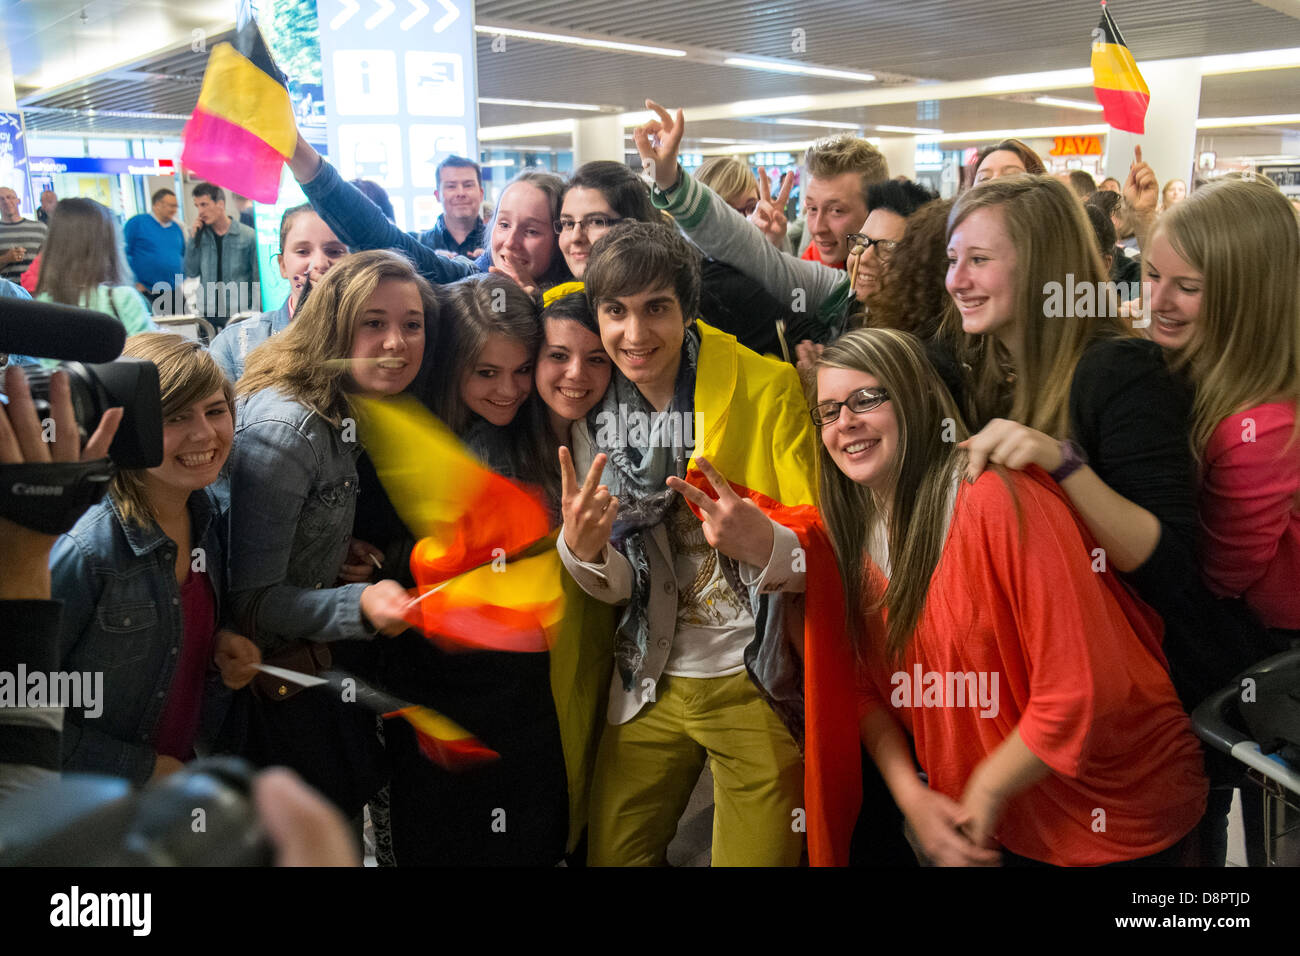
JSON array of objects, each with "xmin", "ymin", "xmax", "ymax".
[
  {"xmin": 52, "ymin": 334, "xmax": 259, "ymax": 785},
  {"xmin": 945, "ymin": 174, "xmax": 1275, "ymax": 865},
  {"xmin": 809, "ymin": 328, "xmax": 1206, "ymax": 867},
  {"xmin": 224, "ymin": 249, "xmax": 440, "ymax": 817},
  {"xmin": 429, "ymin": 273, "xmax": 553, "ymax": 487}
]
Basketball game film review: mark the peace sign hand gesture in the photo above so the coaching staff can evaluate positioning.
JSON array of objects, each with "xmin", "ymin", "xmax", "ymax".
[
  {"xmin": 632, "ymin": 99, "xmax": 685, "ymax": 193},
  {"xmin": 560, "ymin": 447, "xmax": 619, "ymax": 563},
  {"xmin": 665, "ymin": 456, "xmax": 775, "ymax": 568},
  {"xmin": 750, "ymin": 169, "xmax": 793, "ymax": 248}
]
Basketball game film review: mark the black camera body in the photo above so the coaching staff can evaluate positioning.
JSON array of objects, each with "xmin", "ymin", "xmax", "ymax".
[
  {"xmin": 0, "ymin": 757, "xmax": 273, "ymax": 866},
  {"xmin": 0, "ymin": 297, "xmax": 164, "ymax": 533}
]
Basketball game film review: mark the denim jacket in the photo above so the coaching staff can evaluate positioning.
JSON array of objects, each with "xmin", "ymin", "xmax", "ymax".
[
  {"xmin": 299, "ymin": 158, "xmax": 479, "ymax": 287},
  {"xmin": 50, "ymin": 488, "xmax": 229, "ymax": 785},
  {"xmin": 208, "ymin": 297, "xmax": 292, "ymax": 382},
  {"xmin": 226, "ymin": 387, "xmax": 371, "ymax": 654},
  {"xmin": 182, "ymin": 217, "xmax": 259, "ymax": 306}
]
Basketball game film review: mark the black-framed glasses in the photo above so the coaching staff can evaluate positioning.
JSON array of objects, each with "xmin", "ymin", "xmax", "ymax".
[
  {"xmin": 810, "ymin": 387, "xmax": 890, "ymax": 426},
  {"xmin": 554, "ymin": 215, "xmax": 622, "ymax": 235},
  {"xmin": 846, "ymin": 234, "xmax": 900, "ymax": 258}
]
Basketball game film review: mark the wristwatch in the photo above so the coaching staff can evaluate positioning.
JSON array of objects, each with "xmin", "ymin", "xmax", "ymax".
[{"xmin": 1050, "ymin": 439, "xmax": 1088, "ymax": 484}]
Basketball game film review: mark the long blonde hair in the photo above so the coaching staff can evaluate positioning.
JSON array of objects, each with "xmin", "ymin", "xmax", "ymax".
[
  {"xmin": 238, "ymin": 249, "xmax": 439, "ymax": 425},
  {"xmin": 946, "ymin": 174, "xmax": 1124, "ymax": 436},
  {"xmin": 1154, "ymin": 176, "xmax": 1300, "ymax": 456},
  {"xmin": 815, "ymin": 328, "xmax": 971, "ymax": 661},
  {"xmin": 111, "ymin": 333, "xmax": 234, "ymax": 527}
]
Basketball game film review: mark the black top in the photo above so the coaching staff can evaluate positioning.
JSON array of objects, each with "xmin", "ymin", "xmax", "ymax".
[
  {"xmin": 418, "ymin": 215, "xmax": 486, "ymax": 259},
  {"xmin": 1069, "ymin": 336, "xmax": 1199, "ymax": 595},
  {"xmin": 699, "ymin": 258, "xmax": 822, "ymax": 360},
  {"xmin": 1069, "ymin": 335, "xmax": 1278, "ymax": 709},
  {"xmin": 0, "ymin": 600, "xmax": 63, "ymax": 775},
  {"xmin": 352, "ymin": 443, "xmax": 568, "ymax": 865},
  {"xmin": 1109, "ymin": 248, "xmax": 1142, "ymax": 292}
]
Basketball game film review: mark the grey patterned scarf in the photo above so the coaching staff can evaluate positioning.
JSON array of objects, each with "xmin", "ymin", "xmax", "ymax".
[{"xmin": 588, "ymin": 327, "xmax": 700, "ymax": 689}]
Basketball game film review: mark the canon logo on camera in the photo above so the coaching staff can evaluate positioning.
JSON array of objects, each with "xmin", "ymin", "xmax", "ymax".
[{"xmin": 10, "ymin": 483, "xmax": 64, "ymax": 496}]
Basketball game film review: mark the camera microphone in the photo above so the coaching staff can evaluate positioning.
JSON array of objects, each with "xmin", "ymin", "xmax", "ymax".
[{"xmin": 0, "ymin": 297, "xmax": 126, "ymax": 364}]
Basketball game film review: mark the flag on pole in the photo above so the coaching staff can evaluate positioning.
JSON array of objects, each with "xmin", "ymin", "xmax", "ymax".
[
  {"xmin": 385, "ymin": 705, "xmax": 498, "ymax": 768},
  {"xmin": 355, "ymin": 394, "xmax": 563, "ymax": 653},
  {"xmin": 181, "ymin": 17, "xmax": 296, "ymax": 202},
  {"xmin": 356, "ymin": 393, "xmax": 613, "ymax": 855},
  {"xmin": 1091, "ymin": 2, "xmax": 1150, "ymax": 134}
]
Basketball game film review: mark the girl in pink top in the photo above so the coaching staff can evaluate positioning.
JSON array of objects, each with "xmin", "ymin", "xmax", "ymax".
[{"xmin": 1144, "ymin": 177, "xmax": 1300, "ymax": 634}]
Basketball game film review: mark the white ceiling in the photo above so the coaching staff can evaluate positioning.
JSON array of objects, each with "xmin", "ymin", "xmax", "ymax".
[{"xmin": 4, "ymin": 0, "xmax": 1299, "ymax": 147}]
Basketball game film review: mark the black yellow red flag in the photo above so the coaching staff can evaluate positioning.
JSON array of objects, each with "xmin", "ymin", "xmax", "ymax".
[
  {"xmin": 181, "ymin": 16, "xmax": 296, "ymax": 202},
  {"xmin": 1091, "ymin": 3, "xmax": 1150, "ymax": 134}
]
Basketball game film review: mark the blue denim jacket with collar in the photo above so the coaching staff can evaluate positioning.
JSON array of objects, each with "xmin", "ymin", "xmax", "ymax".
[
  {"xmin": 50, "ymin": 488, "xmax": 229, "ymax": 785},
  {"xmin": 208, "ymin": 296, "xmax": 292, "ymax": 382},
  {"xmin": 226, "ymin": 387, "xmax": 372, "ymax": 655}
]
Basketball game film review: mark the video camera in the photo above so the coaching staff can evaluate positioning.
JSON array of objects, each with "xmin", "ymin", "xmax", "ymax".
[
  {"xmin": 0, "ymin": 297, "xmax": 163, "ymax": 533},
  {"xmin": 0, "ymin": 757, "xmax": 273, "ymax": 865}
]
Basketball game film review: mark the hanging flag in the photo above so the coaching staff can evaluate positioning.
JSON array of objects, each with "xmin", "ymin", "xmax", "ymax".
[
  {"xmin": 181, "ymin": 17, "xmax": 296, "ymax": 202},
  {"xmin": 685, "ymin": 322, "xmax": 861, "ymax": 867},
  {"xmin": 1091, "ymin": 2, "xmax": 1150, "ymax": 134}
]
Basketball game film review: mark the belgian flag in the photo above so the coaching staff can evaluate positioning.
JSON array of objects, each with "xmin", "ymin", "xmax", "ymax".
[
  {"xmin": 1091, "ymin": 3, "xmax": 1150, "ymax": 134},
  {"xmin": 181, "ymin": 17, "xmax": 296, "ymax": 202},
  {"xmin": 686, "ymin": 322, "xmax": 860, "ymax": 866}
]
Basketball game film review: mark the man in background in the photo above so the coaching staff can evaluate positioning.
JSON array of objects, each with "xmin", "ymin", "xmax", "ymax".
[
  {"xmin": 418, "ymin": 155, "xmax": 485, "ymax": 258},
  {"xmin": 796, "ymin": 135, "xmax": 889, "ymax": 270},
  {"xmin": 184, "ymin": 182, "xmax": 259, "ymax": 329},
  {"xmin": 36, "ymin": 190, "xmax": 58, "ymax": 224},
  {"xmin": 0, "ymin": 187, "xmax": 47, "ymax": 284},
  {"xmin": 125, "ymin": 188, "xmax": 186, "ymax": 314}
]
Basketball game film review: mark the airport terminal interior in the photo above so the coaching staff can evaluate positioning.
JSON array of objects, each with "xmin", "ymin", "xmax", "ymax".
[{"xmin": 1, "ymin": 0, "xmax": 1299, "ymax": 879}]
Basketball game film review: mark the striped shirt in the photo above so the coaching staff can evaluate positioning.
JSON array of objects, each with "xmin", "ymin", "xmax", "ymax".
[{"xmin": 0, "ymin": 218, "xmax": 47, "ymax": 280}]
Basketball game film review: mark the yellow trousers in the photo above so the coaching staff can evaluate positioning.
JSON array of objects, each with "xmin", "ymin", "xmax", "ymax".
[{"xmin": 587, "ymin": 670, "xmax": 805, "ymax": 867}]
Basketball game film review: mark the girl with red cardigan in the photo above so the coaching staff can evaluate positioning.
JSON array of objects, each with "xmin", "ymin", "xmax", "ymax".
[{"xmin": 812, "ymin": 328, "xmax": 1206, "ymax": 866}]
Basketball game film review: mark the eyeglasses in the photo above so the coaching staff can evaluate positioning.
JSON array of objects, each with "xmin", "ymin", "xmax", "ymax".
[
  {"xmin": 810, "ymin": 387, "xmax": 890, "ymax": 426},
  {"xmin": 554, "ymin": 215, "xmax": 621, "ymax": 235},
  {"xmin": 846, "ymin": 234, "xmax": 900, "ymax": 260}
]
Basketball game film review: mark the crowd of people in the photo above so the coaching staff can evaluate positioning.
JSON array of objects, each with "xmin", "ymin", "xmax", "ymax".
[{"xmin": 2, "ymin": 93, "xmax": 1298, "ymax": 869}]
